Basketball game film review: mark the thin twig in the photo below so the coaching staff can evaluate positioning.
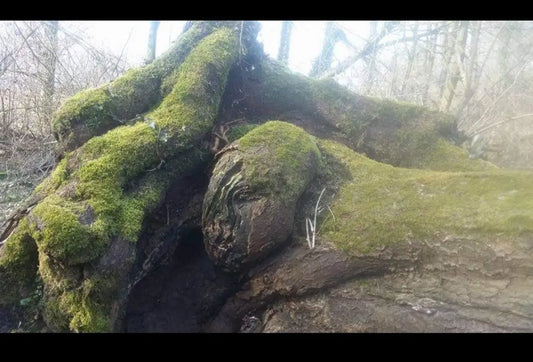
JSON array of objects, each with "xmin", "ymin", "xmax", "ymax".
[
  {"xmin": 305, "ymin": 187, "xmax": 326, "ymax": 249},
  {"xmin": 327, "ymin": 205, "xmax": 336, "ymax": 222}
]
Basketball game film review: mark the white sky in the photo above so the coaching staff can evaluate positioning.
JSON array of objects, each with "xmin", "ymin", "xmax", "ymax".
[{"xmin": 70, "ymin": 21, "xmax": 371, "ymax": 76}]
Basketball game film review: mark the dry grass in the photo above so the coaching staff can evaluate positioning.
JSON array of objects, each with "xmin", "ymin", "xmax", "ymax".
[{"xmin": 0, "ymin": 131, "xmax": 55, "ymax": 226}]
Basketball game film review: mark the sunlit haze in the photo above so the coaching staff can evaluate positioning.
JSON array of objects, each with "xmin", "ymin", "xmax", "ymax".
[{"xmin": 72, "ymin": 21, "xmax": 370, "ymax": 75}]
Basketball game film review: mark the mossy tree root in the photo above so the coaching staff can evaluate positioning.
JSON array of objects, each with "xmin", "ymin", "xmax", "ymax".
[
  {"xmin": 222, "ymin": 58, "xmax": 494, "ymax": 172},
  {"xmin": 0, "ymin": 24, "xmax": 248, "ymax": 332},
  {"xmin": 202, "ymin": 121, "xmax": 322, "ymax": 272},
  {"xmin": 52, "ymin": 21, "xmax": 248, "ymax": 153}
]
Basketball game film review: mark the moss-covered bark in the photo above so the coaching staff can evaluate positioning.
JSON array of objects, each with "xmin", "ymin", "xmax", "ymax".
[
  {"xmin": 52, "ymin": 21, "xmax": 248, "ymax": 152},
  {"xmin": 2, "ymin": 20, "xmax": 529, "ymax": 333},
  {"xmin": 206, "ymin": 122, "xmax": 533, "ymax": 333},
  {"xmin": 202, "ymin": 121, "xmax": 321, "ymax": 271},
  {"xmin": 0, "ymin": 23, "xmax": 247, "ymax": 332},
  {"xmin": 318, "ymin": 139, "xmax": 533, "ymax": 254},
  {"xmin": 222, "ymin": 59, "xmax": 494, "ymax": 172}
]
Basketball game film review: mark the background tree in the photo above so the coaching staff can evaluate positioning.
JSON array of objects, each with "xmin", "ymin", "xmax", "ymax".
[
  {"xmin": 0, "ymin": 21, "xmax": 132, "ymax": 181},
  {"xmin": 304, "ymin": 20, "xmax": 533, "ymax": 169},
  {"xmin": 277, "ymin": 21, "xmax": 293, "ymax": 65},
  {"xmin": 144, "ymin": 21, "xmax": 160, "ymax": 65}
]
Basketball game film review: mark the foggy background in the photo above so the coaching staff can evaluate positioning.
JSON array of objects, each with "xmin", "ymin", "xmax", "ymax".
[{"xmin": 1, "ymin": 20, "xmax": 532, "ymax": 187}]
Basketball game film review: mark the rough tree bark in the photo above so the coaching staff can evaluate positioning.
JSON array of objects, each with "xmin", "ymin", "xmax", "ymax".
[{"xmin": 1, "ymin": 21, "xmax": 533, "ymax": 333}]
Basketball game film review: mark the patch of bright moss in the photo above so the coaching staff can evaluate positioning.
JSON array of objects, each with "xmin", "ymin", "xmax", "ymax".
[
  {"xmin": 147, "ymin": 27, "xmax": 238, "ymax": 151},
  {"xmin": 30, "ymin": 195, "xmax": 105, "ymax": 265},
  {"xmin": 52, "ymin": 87, "xmax": 116, "ymax": 147},
  {"xmin": 43, "ymin": 283, "xmax": 111, "ymax": 333},
  {"xmin": 416, "ymin": 138, "xmax": 496, "ymax": 172},
  {"xmin": 62, "ymin": 276, "xmax": 113, "ymax": 333},
  {"xmin": 379, "ymin": 128, "xmax": 495, "ymax": 172},
  {"xmin": 319, "ymin": 139, "xmax": 533, "ymax": 254},
  {"xmin": 238, "ymin": 121, "xmax": 322, "ymax": 203}
]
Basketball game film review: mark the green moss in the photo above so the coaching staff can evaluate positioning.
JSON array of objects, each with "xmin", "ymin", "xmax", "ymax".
[
  {"xmin": 147, "ymin": 27, "xmax": 238, "ymax": 151},
  {"xmin": 42, "ymin": 289, "xmax": 70, "ymax": 331},
  {"xmin": 35, "ymin": 158, "xmax": 69, "ymax": 194},
  {"xmin": 108, "ymin": 66, "xmax": 160, "ymax": 116},
  {"xmin": 30, "ymin": 195, "xmax": 105, "ymax": 265},
  {"xmin": 0, "ymin": 26, "xmax": 241, "ymax": 332},
  {"xmin": 0, "ymin": 219, "xmax": 39, "ymax": 305},
  {"xmin": 319, "ymin": 139, "xmax": 533, "ymax": 254},
  {"xmin": 226, "ymin": 124, "xmax": 259, "ymax": 143},
  {"xmin": 52, "ymin": 21, "xmax": 236, "ymax": 152},
  {"xmin": 38, "ymin": 252, "xmax": 81, "ymax": 291},
  {"xmin": 154, "ymin": 21, "xmax": 232, "ymax": 94},
  {"xmin": 43, "ymin": 284, "xmax": 110, "ymax": 333},
  {"xmin": 254, "ymin": 59, "xmax": 472, "ymax": 172},
  {"xmin": 238, "ymin": 121, "xmax": 322, "ymax": 202},
  {"xmin": 378, "ymin": 128, "xmax": 495, "ymax": 172},
  {"xmin": 416, "ymin": 138, "xmax": 496, "ymax": 172},
  {"xmin": 64, "ymin": 27, "xmax": 239, "ymax": 244},
  {"xmin": 52, "ymin": 87, "xmax": 115, "ymax": 146},
  {"xmin": 64, "ymin": 277, "xmax": 113, "ymax": 333},
  {"xmin": 256, "ymin": 61, "xmax": 315, "ymax": 115}
]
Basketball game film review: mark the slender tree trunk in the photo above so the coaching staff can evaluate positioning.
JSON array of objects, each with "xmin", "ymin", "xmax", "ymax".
[
  {"xmin": 455, "ymin": 21, "xmax": 481, "ymax": 119},
  {"xmin": 439, "ymin": 21, "xmax": 469, "ymax": 113},
  {"xmin": 145, "ymin": 21, "xmax": 160, "ymax": 65},
  {"xmin": 310, "ymin": 22, "xmax": 341, "ymax": 77},
  {"xmin": 277, "ymin": 21, "xmax": 294, "ymax": 65},
  {"xmin": 438, "ymin": 23, "xmax": 453, "ymax": 103},
  {"xmin": 364, "ymin": 21, "xmax": 379, "ymax": 94},
  {"xmin": 389, "ymin": 45, "xmax": 399, "ymax": 98},
  {"xmin": 422, "ymin": 22, "xmax": 438, "ymax": 106},
  {"xmin": 400, "ymin": 22, "xmax": 419, "ymax": 98},
  {"xmin": 41, "ymin": 20, "xmax": 58, "ymax": 133}
]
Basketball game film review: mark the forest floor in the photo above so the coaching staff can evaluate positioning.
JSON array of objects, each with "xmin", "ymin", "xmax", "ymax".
[{"xmin": 0, "ymin": 175, "xmax": 42, "ymax": 227}]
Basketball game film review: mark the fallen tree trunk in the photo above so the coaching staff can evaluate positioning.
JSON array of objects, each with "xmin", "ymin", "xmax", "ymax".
[{"xmin": 1, "ymin": 21, "xmax": 532, "ymax": 333}]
